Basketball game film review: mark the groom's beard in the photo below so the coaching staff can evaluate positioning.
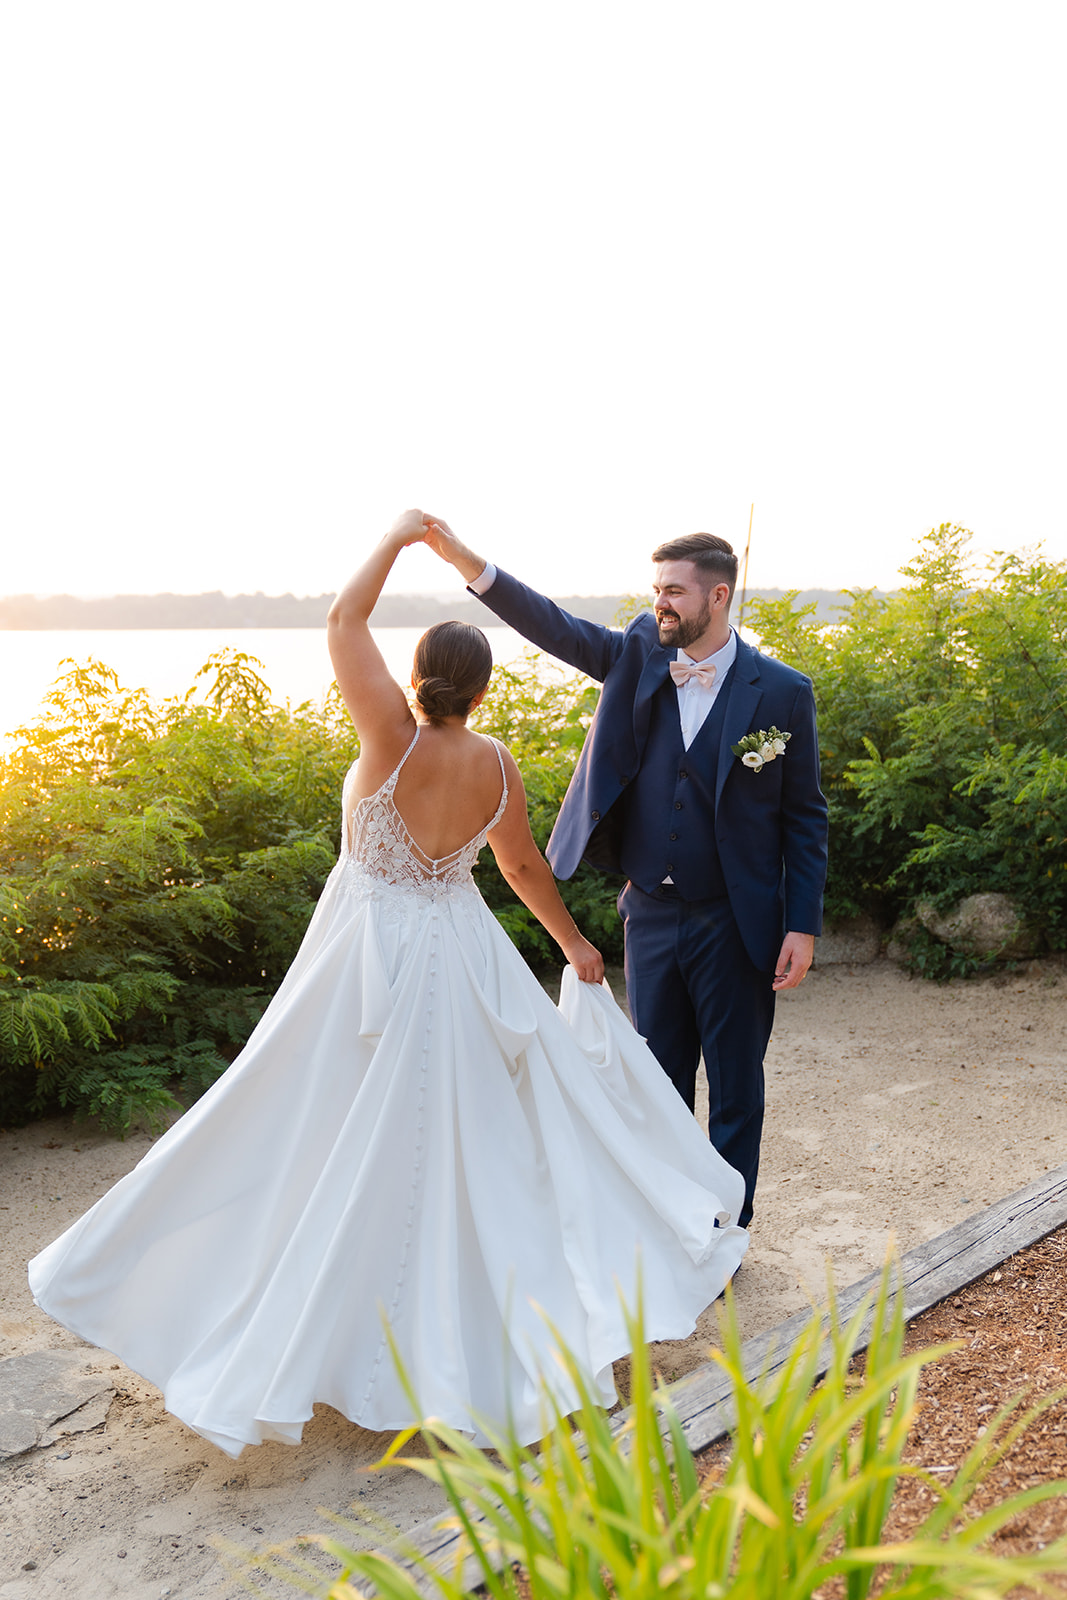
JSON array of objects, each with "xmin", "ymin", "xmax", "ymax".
[{"xmin": 656, "ymin": 595, "xmax": 712, "ymax": 650}]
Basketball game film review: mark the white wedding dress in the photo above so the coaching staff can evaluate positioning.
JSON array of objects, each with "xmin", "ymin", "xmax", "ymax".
[{"xmin": 29, "ymin": 729, "xmax": 748, "ymax": 1456}]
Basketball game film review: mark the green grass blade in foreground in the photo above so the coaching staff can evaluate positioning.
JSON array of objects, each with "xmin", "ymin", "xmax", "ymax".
[{"xmin": 245, "ymin": 1256, "xmax": 1067, "ymax": 1600}]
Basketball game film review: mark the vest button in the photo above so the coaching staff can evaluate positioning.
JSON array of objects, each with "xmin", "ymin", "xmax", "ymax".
[
  {"xmin": 679, "ymin": 769, "xmax": 688, "ymax": 779},
  {"xmin": 665, "ymin": 863, "xmax": 673, "ymax": 873},
  {"xmin": 669, "ymin": 832, "xmax": 678, "ymax": 841},
  {"xmin": 674, "ymin": 800, "xmax": 683, "ymax": 810},
  {"xmin": 591, "ymin": 810, "xmax": 600, "ymax": 820}
]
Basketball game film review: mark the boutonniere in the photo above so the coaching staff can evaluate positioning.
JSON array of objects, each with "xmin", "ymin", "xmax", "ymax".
[{"xmin": 731, "ymin": 726, "xmax": 791, "ymax": 773}]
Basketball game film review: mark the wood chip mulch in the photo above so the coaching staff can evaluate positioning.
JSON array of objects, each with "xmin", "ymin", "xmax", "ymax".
[
  {"xmin": 696, "ymin": 1223, "xmax": 1067, "ymax": 1590},
  {"xmin": 886, "ymin": 1222, "xmax": 1067, "ymax": 1581}
]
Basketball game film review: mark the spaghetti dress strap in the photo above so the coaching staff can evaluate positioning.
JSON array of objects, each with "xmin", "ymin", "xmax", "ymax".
[
  {"xmin": 483, "ymin": 736, "xmax": 509, "ymax": 830},
  {"xmin": 387, "ymin": 725, "xmax": 421, "ymax": 786},
  {"xmin": 342, "ymin": 726, "xmax": 421, "ymax": 855}
]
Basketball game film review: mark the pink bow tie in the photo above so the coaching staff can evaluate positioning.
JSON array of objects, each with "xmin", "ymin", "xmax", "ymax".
[{"xmin": 669, "ymin": 659, "xmax": 717, "ymax": 689}]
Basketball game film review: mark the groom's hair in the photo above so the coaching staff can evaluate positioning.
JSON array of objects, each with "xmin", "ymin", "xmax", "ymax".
[{"xmin": 651, "ymin": 533, "xmax": 737, "ymax": 600}]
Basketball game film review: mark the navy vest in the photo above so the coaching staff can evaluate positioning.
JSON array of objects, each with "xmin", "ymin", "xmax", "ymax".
[{"xmin": 617, "ymin": 668, "xmax": 732, "ymax": 898}]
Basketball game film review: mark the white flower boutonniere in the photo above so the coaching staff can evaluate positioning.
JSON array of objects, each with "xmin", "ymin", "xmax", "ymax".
[{"xmin": 731, "ymin": 726, "xmax": 790, "ymax": 773}]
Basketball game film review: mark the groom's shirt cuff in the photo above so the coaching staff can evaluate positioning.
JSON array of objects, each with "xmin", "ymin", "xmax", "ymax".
[{"xmin": 468, "ymin": 562, "xmax": 498, "ymax": 594}]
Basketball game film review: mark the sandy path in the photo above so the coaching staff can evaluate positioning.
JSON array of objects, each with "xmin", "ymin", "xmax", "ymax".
[{"xmin": 2, "ymin": 956, "xmax": 1064, "ymax": 1598}]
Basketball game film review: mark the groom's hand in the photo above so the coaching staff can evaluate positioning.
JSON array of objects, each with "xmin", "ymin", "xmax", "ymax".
[
  {"xmin": 772, "ymin": 931, "xmax": 815, "ymax": 991},
  {"xmin": 422, "ymin": 515, "xmax": 488, "ymax": 585}
]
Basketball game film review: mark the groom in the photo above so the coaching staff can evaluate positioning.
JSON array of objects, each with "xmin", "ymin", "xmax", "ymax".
[{"xmin": 425, "ymin": 519, "xmax": 828, "ymax": 1227}]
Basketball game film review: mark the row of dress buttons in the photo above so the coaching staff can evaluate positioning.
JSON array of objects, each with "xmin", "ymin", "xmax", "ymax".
[{"xmin": 360, "ymin": 916, "xmax": 438, "ymax": 1410}]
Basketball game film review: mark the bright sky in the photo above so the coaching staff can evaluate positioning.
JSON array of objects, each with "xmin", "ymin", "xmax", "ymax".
[{"xmin": 2, "ymin": 2, "xmax": 1065, "ymax": 603}]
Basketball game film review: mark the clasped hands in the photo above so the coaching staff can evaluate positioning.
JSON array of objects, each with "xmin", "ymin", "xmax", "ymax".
[
  {"xmin": 385, "ymin": 510, "xmax": 483, "ymax": 585},
  {"xmin": 385, "ymin": 509, "xmax": 455, "ymax": 548}
]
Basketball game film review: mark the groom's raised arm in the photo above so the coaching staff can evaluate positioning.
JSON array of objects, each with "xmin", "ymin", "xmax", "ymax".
[{"xmin": 423, "ymin": 517, "xmax": 626, "ymax": 684}]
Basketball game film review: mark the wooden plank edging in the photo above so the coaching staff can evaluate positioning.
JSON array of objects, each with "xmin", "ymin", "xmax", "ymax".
[
  {"xmin": 671, "ymin": 1160, "xmax": 1067, "ymax": 1453},
  {"xmin": 392, "ymin": 1160, "xmax": 1067, "ymax": 1592}
]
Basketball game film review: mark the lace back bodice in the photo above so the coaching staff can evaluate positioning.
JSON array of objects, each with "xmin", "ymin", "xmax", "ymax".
[{"xmin": 343, "ymin": 728, "xmax": 508, "ymax": 892}]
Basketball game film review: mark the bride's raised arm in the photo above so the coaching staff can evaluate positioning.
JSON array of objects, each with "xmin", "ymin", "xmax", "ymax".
[{"xmin": 327, "ymin": 510, "xmax": 428, "ymax": 751}]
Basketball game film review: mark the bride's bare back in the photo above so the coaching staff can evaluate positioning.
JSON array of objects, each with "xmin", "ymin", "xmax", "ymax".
[{"xmin": 352, "ymin": 723, "xmax": 506, "ymax": 864}]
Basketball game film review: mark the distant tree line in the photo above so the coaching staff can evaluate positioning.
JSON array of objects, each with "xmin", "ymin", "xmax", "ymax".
[{"xmin": 0, "ymin": 587, "xmax": 874, "ymax": 630}]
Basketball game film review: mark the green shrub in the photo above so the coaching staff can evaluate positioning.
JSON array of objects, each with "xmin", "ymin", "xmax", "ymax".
[
  {"xmin": 230, "ymin": 1259, "xmax": 1067, "ymax": 1599},
  {"xmin": 8, "ymin": 524, "xmax": 1064, "ymax": 1128},
  {"xmin": 0, "ymin": 652, "xmax": 357, "ymax": 1130},
  {"xmin": 0, "ymin": 647, "xmax": 620, "ymax": 1130},
  {"xmin": 749, "ymin": 525, "xmax": 1067, "ymax": 944}
]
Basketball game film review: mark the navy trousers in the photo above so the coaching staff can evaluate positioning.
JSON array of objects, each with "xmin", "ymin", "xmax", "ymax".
[{"xmin": 617, "ymin": 883, "xmax": 775, "ymax": 1228}]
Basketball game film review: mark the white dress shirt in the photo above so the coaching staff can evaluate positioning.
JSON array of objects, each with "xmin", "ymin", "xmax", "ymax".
[
  {"xmin": 674, "ymin": 629, "xmax": 737, "ymax": 750},
  {"xmin": 469, "ymin": 562, "xmax": 498, "ymax": 595}
]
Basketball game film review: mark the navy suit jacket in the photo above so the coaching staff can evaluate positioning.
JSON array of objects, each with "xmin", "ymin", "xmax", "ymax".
[{"xmin": 475, "ymin": 568, "xmax": 828, "ymax": 974}]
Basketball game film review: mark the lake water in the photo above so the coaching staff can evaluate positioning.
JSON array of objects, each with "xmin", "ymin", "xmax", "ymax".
[{"xmin": 0, "ymin": 626, "xmax": 535, "ymax": 745}]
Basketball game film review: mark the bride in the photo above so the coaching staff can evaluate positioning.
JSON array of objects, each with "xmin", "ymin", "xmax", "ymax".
[{"xmin": 29, "ymin": 510, "xmax": 747, "ymax": 1456}]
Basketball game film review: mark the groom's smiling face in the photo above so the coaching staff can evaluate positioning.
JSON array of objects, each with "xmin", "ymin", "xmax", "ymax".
[{"xmin": 652, "ymin": 560, "xmax": 714, "ymax": 652}]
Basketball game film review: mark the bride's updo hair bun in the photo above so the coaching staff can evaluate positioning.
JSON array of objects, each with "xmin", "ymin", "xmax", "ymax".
[{"xmin": 412, "ymin": 621, "xmax": 493, "ymax": 724}]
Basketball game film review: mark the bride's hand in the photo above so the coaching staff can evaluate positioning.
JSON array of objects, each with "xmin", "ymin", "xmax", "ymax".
[
  {"xmin": 386, "ymin": 509, "xmax": 429, "ymax": 546},
  {"xmin": 562, "ymin": 933, "xmax": 605, "ymax": 985}
]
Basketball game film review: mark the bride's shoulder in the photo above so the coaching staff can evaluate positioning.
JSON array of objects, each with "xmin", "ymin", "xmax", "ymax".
[
  {"xmin": 477, "ymin": 733, "xmax": 522, "ymax": 791},
  {"xmin": 477, "ymin": 730, "xmax": 512, "ymax": 764}
]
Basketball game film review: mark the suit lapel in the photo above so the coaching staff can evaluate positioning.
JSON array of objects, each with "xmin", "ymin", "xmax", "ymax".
[
  {"xmin": 716, "ymin": 638, "xmax": 764, "ymax": 809},
  {"xmin": 633, "ymin": 646, "xmax": 673, "ymax": 749}
]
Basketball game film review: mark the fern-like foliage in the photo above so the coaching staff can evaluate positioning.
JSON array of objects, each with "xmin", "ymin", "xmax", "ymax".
[{"xmin": 0, "ymin": 649, "xmax": 358, "ymax": 1131}]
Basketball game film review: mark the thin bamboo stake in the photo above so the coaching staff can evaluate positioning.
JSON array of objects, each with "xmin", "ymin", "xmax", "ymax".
[{"xmin": 738, "ymin": 503, "xmax": 754, "ymax": 626}]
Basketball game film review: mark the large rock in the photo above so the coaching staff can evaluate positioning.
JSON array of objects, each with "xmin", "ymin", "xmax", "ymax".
[
  {"xmin": 814, "ymin": 915, "xmax": 881, "ymax": 965},
  {"xmin": 0, "ymin": 1351, "xmax": 114, "ymax": 1459},
  {"xmin": 886, "ymin": 917, "xmax": 920, "ymax": 966},
  {"xmin": 917, "ymin": 893, "xmax": 1038, "ymax": 960}
]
